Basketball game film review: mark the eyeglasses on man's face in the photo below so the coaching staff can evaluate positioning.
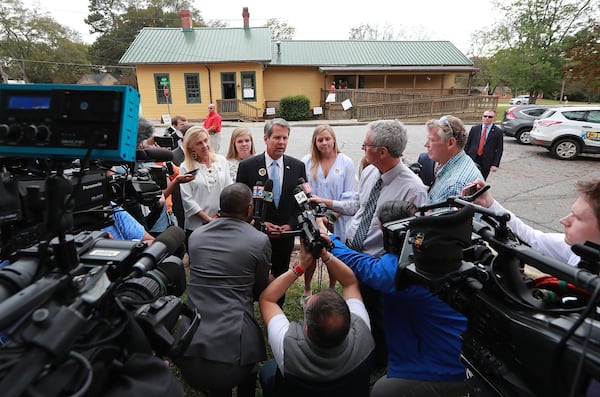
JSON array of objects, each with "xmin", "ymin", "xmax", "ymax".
[
  {"xmin": 482, "ymin": 115, "xmax": 494, "ymax": 119},
  {"xmin": 361, "ymin": 143, "xmax": 379, "ymax": 150}
]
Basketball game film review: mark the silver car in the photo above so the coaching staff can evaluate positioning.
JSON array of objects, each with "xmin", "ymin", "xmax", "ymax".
[{"xmin": 501, "ymin": 104, "xmax": 558, "ymax": 144}]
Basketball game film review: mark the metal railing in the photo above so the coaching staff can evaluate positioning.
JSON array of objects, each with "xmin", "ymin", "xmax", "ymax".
[{"xmin": 216, "ymin": 99, "xmax": 262, "ymax": 121}]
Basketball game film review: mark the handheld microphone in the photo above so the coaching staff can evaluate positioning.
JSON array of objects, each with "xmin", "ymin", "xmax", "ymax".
[
  {"xmin": 260, "ymin": 179, "xmax": 274, "ymax": 228},
  {"xmin": 263, "ymin": 179, "xmax": 274, "ymax": 204},
  {"xmin": 131, "ymin": 226, "xmax": 185, "ymax": 277},
  {"xmin": 298, "ymin": 177, "xmax": 313, "ymax": 197},
  {"xmin": 293, "ymin": 186, "xmax": 311, "ymax": 211},
  {"xmin": 252, "ymin": 181, "xmax": 265, "ymax": 230}
]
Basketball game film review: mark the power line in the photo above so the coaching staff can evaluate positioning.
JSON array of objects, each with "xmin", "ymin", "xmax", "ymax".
[{"xmin": 5, "ymin": 58, "xmax": 135, "ymax": 69}]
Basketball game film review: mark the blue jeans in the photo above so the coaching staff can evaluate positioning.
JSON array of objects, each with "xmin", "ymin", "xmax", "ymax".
[{"xmin": 259, "ymin": 360, "xmax": 278, "ymax": 397}]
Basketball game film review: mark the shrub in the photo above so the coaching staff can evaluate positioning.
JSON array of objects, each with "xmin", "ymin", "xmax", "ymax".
[{"xmin": 279, "ymin": 95, "xmax": 311, "ymax": 121}]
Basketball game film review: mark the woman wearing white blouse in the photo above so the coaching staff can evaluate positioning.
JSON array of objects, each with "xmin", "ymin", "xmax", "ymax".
[{"xmin": 180, "ymin": 126, "xmax": 233, "ymax": 241}]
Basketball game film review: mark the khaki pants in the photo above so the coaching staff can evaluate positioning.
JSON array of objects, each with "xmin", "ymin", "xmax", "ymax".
[{"xmin": 210, "ymin": 132, "xmax": 221, "ymax": 153}]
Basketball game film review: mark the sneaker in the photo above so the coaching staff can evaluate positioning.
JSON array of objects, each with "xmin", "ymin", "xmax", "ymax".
[{"xmin": 300, "ymin": 294, "xmax": 312, "ymax": 307}]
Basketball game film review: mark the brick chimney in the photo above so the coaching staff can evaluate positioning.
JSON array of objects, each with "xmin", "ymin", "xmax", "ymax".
[
  {"xmin": 180, "ymin": 10, "xmax": 193, "ymax": 31},
  {"xmin": 242, "ymin": 7, "xmax": 250, "ymax": 29}
]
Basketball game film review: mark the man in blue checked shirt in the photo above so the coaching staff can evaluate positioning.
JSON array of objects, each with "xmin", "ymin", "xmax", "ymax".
[{"xmin": 423, "ymin": 115, "xmax": 483, "ymax": 204}]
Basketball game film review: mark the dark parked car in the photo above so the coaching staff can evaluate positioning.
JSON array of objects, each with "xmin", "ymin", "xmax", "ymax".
[{"xmin": 501, "ymin": 104, "xmax": 558, "ymax": 144}]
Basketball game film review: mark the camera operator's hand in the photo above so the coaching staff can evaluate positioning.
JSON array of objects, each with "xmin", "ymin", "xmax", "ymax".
[
  {"xmin": 140, "ymin": 136, "xmax": 156, "ymax": 149},
  {"xmin": 315, "ymin": 216, "xmax": 328, "ymax": 235},
  {"xmin": 299, "ymin": 238, "xmax": 323, "ymax": 271},
  {"xmin": 472, "ymin": 179, "xmax": 494, "ymax": 208}
]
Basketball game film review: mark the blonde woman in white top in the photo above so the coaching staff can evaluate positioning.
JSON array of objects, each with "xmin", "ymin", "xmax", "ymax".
[{"xmin": 180, "ymin": 126, "xmax": 232, "ymax": 240}]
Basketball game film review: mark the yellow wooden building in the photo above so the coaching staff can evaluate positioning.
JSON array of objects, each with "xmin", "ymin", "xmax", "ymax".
[{"xmin": 119, "ymin": 9, "xmax": 478, "ymax": 121}]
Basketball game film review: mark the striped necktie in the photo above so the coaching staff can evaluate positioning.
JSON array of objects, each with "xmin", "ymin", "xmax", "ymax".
[{"xmin": 348, "ymin": 177, "xmax": 382, "ymax": 252}]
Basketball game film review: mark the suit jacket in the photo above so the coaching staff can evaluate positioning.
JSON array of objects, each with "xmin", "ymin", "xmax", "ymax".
[
  {"xmin": 464, "ymin": 124, "xmax": 504, "ymax": 178},
  {"xmin": 417, "ymin": 152, "xmax": 436, "ymax": 187},
  {"xmin": 236, "ymin": 153, "xmax": 307, "ymax": 227},
  {"xmin": 182, "ymin": 217, "xmax": 271, "ymax": 365}
]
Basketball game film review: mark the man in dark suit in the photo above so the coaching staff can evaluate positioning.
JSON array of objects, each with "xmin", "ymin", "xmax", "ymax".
[
  {"xmin": 175, "ymin": 183, "xmax": 271, "ymax": 397},
  {"xmin": 464, "ymin": 109, "xmax": 504, "ymax": 180},
  {"xmin": 417, "ymin": 151, "xmax": 436, "ymax": 188},
  {"xmin": 236, "ymin": 118, "xmax": 307, "ymax": 306}
]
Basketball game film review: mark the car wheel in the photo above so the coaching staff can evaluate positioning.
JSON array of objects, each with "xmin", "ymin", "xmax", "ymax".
[
  {"xmin": 515, "ymin": 129, "xmax": 532, "ymax": 144},
  {"xmin": 550, "ymin": 139, "xmax": 580, "ymax": 160}
]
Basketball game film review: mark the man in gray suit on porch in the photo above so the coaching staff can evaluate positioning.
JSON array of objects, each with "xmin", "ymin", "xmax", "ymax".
[{"xmin": 175, "ymin": 183, "xmax": 271, "ymax": 397}]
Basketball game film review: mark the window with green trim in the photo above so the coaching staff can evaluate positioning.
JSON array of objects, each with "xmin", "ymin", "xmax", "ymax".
[
  {"xmin": 241, "ymin": 71, "xmax": 256, "ymax": 101},
  {"xmin": 184, "ymin": 73, "xmax": 201, "ymax": 103},
  {"xmin": 154, "ymin": 73, "xmax": 171, "ymax": 104}
]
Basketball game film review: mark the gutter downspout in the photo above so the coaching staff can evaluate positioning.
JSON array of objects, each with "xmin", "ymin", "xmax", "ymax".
[{"xmin": 205, "ymin": 65, "xmax": 213, "ymax": 104}]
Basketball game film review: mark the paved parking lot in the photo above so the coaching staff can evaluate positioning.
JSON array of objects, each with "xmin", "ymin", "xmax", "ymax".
[{"xmin": 216, "ymin": 120, "xmax": 600, "ymax": 233}]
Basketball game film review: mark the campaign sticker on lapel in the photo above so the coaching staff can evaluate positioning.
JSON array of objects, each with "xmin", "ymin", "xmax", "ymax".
[{"xmin": 258, "ymin": 167, "xmax": 267, "ymax": 177}]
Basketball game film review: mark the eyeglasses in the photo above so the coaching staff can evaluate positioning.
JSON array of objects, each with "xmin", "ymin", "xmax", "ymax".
[
  {"xmin": 361, "ymin": 143, "xmax": 379, "ymax": 149},
  {"xmin": 482, "ymin": 115, "xmax": 494, "ymax": 119}
]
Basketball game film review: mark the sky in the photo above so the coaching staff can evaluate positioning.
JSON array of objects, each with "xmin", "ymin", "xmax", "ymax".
[{"xmin": 22, "ymin": 0, "xmax": 496, "ymax": 54}]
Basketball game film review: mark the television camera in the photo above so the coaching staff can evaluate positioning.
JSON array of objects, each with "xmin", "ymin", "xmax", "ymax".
[
  {"xmin": 383, "ymin": 192, "xmax": 600, "ymax": 397},
  {"xmin": 0, "ymin": 84, "xmax": 200, "ymax": 396},
  {"xmin": 0, "ymin": 86, "xmax": 174, "ymax": 258},
  {"xmin": 289, "ymin": 178, "xmax": 331, "ymax": 258}
]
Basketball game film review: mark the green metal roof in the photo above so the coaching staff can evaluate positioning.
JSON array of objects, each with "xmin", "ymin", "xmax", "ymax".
[
  {"xmin": 120, "ymin": 27, "xmax": 473, "ymax": 67},
  {"xmin": 271, "ymin": 40, "xmax": 473, "ymax": 66},
  {"xmin": 119, "ymin": 27, "xmax": 272, "ymax": 64}
]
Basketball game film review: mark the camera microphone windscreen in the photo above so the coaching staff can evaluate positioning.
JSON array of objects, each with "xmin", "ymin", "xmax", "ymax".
[
  {"xmin": 136, "ymin": 148, "xmax": 174, "ymax": 162},
  {"xmin": 131, "ymin": 226, "xmax": 185, "ymax": 277}
]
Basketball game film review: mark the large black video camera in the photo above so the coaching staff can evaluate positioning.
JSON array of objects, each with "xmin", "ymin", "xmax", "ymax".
[
  {"xmin": 290, "ymin": 179, "xmax": 330, "ymax": 258},
  {"xmin": 385, "ymin": 195, "xmax": 600, "ymax": 396},
  {"xmin": 0, "ymin": 84, "xmax": 199, "ymax": 396},
  {"xmin": 0, "ymin": 226, "xmax": 199, "ymax": 397}
]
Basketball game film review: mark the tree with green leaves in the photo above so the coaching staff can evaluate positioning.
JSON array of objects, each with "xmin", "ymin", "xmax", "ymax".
[
  {"xmin": 562, "ymin": 24, "xmax": 600, "ymax": 102},
  {"xmin": 86, "ymin": 1, "xmax": 203, "ymax": 71},
  {"xmin": 0, "ymin": 0, "xmax": 89, "ymax": 83},
  {"xmin": 485, "ymin": 0, "xmax": 598, "ymax": 102}
]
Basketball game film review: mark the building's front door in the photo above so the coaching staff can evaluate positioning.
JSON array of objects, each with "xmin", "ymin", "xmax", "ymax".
[{"xmin": 221, "ymin": 72, "xmax": 237, "ymax": 112}]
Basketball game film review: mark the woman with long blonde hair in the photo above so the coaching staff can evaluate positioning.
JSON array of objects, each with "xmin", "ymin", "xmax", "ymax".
[
  {"xmin": 226, "ymin": 127, "xmax": 256, "ymax": 180},
  {"xmin": 180, "ymin": 126, "xmax": 232, "ymax": 241},
  {"xmin": 300, "ymin": 124, "xmax": 356, "ymax": 305}
]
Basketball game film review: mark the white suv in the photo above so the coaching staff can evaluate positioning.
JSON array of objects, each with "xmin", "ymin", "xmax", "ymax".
[
  {"xmin": 508, "ymin": 95, "xmax": 530, "ymax": 105},
  {"xmin": 529, "ymin": 106, "xmax": 600, "ymax": 160}
]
